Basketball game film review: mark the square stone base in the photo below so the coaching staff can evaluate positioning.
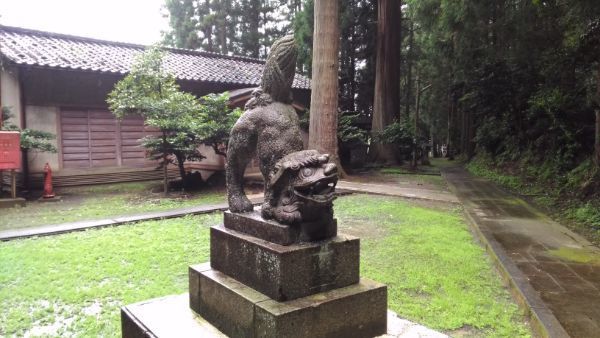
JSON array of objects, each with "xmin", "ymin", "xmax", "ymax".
[
  {"xmin": 210, "ymin": 225, "xmax": 359, "ymax": 301},
  {"xmin": 0, "ymin": 197, "xmax": 25, "ymax": 208},
  {"xmin": 189, "ymin": 263, "xmax": 387, "ymax": 338},
  {"xmin": 122, "ymin": 294, "xmax": 416, "ymax": 338}
]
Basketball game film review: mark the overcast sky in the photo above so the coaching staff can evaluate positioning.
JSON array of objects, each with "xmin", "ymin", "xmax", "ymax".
[{"xmin": 0, "ymin": 0, "xmax": 169, "ymax": 45}]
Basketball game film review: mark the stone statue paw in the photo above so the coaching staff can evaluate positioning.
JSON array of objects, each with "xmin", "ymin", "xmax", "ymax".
[
  {"xmin": 228, "ymin": 194, "xmax": 254, "ymax": 213},
  {"xmin": 262, "ymin": 202, "xmax": 302, "ymax": 225}
]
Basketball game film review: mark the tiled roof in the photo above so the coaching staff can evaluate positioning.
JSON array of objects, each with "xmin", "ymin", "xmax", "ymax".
[{"xmin": 0, "ymin": 25, "xmax": 310, "ymax": 90}]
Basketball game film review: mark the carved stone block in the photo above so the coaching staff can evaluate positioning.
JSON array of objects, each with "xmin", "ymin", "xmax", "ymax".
[
  {"xmin": 189, "ymin": 263, "xmax": 387, "ymax": 338},
  {"xmin": 210, "ymin": 225, "xmax": 359, "ymax": 301}
]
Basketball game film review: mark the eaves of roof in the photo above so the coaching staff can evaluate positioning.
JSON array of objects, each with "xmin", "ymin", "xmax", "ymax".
[{"xmin": 0, "ymin": 25, "xmax": 311, "ymax": 90}]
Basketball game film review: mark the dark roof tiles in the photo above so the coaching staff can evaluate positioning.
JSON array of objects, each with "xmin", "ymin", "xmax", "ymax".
[{"xmin": 0, "ymin": 25, "xmax": 310, "ymax": 90}]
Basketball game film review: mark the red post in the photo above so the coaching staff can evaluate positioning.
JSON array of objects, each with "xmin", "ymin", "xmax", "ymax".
[{"xmin": 43, "ymin": 163, "xmax": 55, "ymax": 199}]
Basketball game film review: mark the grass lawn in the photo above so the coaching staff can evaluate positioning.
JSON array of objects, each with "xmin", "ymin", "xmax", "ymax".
[
  {"xmin": 0, "ymin": 181, "xmax": 226, "ymax": 231},
  {"xmin": 0, "ymin": 195, "xmax": 530, "ymax": 337}
]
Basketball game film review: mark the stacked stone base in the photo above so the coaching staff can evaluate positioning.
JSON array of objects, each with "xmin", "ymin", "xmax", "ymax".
[
  {"xmin": 122, "ymin": 211, "xmax": 388, "ymax": 337},
  {"xmin": 189, "ymin": 263, "xmax": 387, "ymax": 338}
]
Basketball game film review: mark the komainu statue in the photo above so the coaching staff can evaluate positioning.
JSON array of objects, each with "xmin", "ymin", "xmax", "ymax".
[{"xmin": 226, "ymin": 35, "xmax": 338, "ymax": 226}]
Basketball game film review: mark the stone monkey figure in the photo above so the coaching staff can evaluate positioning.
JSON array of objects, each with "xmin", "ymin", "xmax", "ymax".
[{"xmin": 226, "ymin": 35, "xmax": 305, "ymax": 217}]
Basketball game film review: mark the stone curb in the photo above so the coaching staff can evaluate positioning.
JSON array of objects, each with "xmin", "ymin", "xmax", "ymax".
[
  {"xmin": 0, "ymin": 191, "xmax": 359, "ymax": 242},
  {"xmin": 0, "ymin": 199, "xmax": 264, "ymax": 242},
  {"xmin": 440, "ymin": 169, "xmax": 569, "ymax": 338}
]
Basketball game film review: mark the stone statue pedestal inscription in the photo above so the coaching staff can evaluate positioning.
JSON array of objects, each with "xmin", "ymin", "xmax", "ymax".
[{"xmin": 121, "ymin": 213, "xmax": 388, "ymax": 338}]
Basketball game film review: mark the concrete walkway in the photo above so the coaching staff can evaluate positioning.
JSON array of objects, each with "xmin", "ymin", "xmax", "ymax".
[
  {"xmin": 0, "ymin": 196, "xmax": 264, "ymax": 241},
  {"xmin": 1, "ymin": 180, "xmax": 457, "ymax": 242},
  {"xmin": 337, "ymin": 180, "xmax": 459, "ymax": 204},
  {"xmin": 442, "ymin": 166, "xmax": 600, "ymax": 338}
]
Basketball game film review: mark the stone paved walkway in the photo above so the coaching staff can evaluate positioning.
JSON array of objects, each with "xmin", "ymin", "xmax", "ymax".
[
  {"xmin": 0, "ymin": 196, "xmax": 264, "ymax": 241},
  {"xmin": 442, "ymin": 166, "xmax": 600, "ymax": 338},
  {"xmin": 337, "ymin": 180, "xmax": 459, "ymax": 204}
]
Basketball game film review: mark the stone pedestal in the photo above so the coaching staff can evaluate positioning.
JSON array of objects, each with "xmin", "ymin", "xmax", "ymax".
[
  {"xmin": 211, "ymin": 225, "xmax": 359, "ymax": 301},
  {"xmin": 122, "ymin": 212, "xmax": 388, "ymax": 338},
  {"xmin": 189, "ymin": 263, "xmax": 387, "ymax": 338}
]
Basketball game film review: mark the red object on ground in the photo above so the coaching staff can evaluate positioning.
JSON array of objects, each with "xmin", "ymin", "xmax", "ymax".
[
  {"xmin": 43, "ymin": 163, "xmax": 55, "ymax": 198},
  {"xmin": 0, "ymin": 131, "xmax": 21, "ymax": 170}
]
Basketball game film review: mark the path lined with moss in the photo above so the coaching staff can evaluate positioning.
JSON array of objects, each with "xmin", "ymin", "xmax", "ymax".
[{"xmin": 442, "ymin": 166, "xmax": 600, "ymax": 337}]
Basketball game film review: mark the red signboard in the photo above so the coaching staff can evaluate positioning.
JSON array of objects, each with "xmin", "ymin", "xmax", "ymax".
[{"xmin": 0, "ymin": 131, "xmax": 21, "ymax": 170}]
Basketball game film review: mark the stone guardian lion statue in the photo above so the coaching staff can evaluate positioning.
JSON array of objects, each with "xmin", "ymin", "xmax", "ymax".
[{"xmin": 226, "ymin": 35, "xmax": 338, "ymax": 226}]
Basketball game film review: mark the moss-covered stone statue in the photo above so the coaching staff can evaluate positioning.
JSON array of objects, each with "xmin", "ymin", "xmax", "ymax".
[{"xmin": 226, "ymin": 35, "xmax": 338, "ymax": 227}]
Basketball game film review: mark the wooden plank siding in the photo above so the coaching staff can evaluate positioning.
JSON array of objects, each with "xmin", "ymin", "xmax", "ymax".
[{"xmin": 60, "ymin": 109, "xmax": 151, "ymax": 169}]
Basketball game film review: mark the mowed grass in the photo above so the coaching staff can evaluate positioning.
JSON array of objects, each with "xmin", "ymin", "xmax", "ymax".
[
  {"xmin": 0, "ymin": 181, "xmax": 225, "ymax": 231},
  {"xmin": 0, "ymin": 195, "xmax": 530, "ymax": 337},
  {"xmin": 336, "ymin": 196, "xmax": 529, "ymax": 337}
]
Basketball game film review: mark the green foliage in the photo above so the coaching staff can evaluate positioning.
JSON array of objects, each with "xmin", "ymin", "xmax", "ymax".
[
  {"xmin": 300, "ymin": 110, "xmax": 369, "ymax": 147},
  {"xmin": 293, "ymin": 0, "xmax": 314, "ymax": 74},
  {"xmin": 373, "ymin": 120, "xmax": 415, "ymax": 161},
  {"xmin": 337, "ymin": 112, "xmax": 368, "ymax": 145},
  {"xmin": 1, "ymin": 107, "xmax": 57, "ymax": 153},
  {"xmin": 162, "ymin": 0, "xmax": 301, "ymax": 57},
  {"xmin": 407, "ymin": 0, "xmax": 600, "ymax": 178},
  {"xmin": 107, "ymin": 47, "xmax": 239, "ymax": 185},
  {"xmin": 196, "ymin": 93, "xmax": 242, "ymax": 156}
]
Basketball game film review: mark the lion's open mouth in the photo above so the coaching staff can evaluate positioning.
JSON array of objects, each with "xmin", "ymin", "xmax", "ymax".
[{"xmin": 293, "ymin": 175, "xmax": 338, "ymax": 203}]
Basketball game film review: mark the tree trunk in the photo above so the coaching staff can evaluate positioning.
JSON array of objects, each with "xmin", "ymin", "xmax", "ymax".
[
  {"xmin": 309, "ymin": 0, "xmax": 344, "ymax": 175},
  {"xmin": 412, "ymin": 73, "xmax": 420, "ymax": 168},
  {"xmin": 371, "ymin": 0, "xmax": 402, "ymax": 163},
  {"xmin": 405, "ymin": 21, "xmax": 414, "ymax": 118},
  {"xmin": 162, "ymin": 132, "xmax": 169, "ymax": 195},
  {"xmin": 204, "ymin": 0, "xmax": 213, "ymax": 52},
  {"xmin": 175, "ymin": 152, "xmax": 187, "ymax": 190},
  {"xmin": 446, "ymin": 88, "xmax": 453, "ymax": 160},
  {"xmin": 596, "ymin": 65, "xmax": 600, "ymax": 167},
  {"xmin": 248, "ymin": 0, "xmax": 260, "ymax": 58}
]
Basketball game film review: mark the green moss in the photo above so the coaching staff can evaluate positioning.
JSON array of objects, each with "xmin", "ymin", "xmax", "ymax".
[{"xmin": 548, "ymin": 247, "xmax": 600, "ymax": 264}]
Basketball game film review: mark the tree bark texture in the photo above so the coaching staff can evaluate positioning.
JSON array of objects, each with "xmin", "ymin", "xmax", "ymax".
[
  {"xmin": 596, "ymin": 65, "xmax": 600, "ymax": 166},
  {"xmin": 162, "ymin": 132, "xmax": 169, "ymax": 195},
  {"xmin": 405, "ymin": 21, "xmax": 414, "ymax": 118},
  {"xmin": 309, "ymin": 0, "xmax": 342, "ymax": 168},
  {"xmin": 371, "ymin": 0, "xmax": 402, "ymax": 163}
]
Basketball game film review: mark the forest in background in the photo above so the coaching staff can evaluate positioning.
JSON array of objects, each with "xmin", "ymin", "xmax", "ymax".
[{"xmin": 162, "ymin": 0, "xmax": 600, "ymax": 237}]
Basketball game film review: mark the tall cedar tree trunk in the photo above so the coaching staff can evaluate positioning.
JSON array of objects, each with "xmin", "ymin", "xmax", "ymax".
[
  {"xmin": 371, "ymin": 0, "xmax": 402, "ymax": 163},
  {"xmin": 405, "ymin": 21, "xmax": 414, "ymax": 117},
  {"xmin": 204, "ymin": 0, "xmax": 213, "ymax": 52},
  {"xmin": 596, "ymin": 64, "xmax": 600, "ymax": 166},
  {"xmin": 309, "ymin": 0, "xmax": 344, "ymax": 175},
  {"xmin": 248, "ymin": 0, "xmax": 260, "ymax": 58}
]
